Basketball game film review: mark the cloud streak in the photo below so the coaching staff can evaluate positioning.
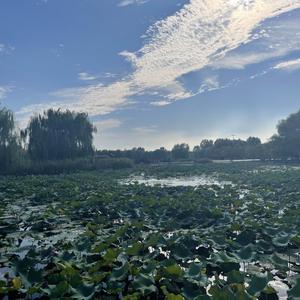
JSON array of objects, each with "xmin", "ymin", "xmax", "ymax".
[
  {"xmin": 0, "ymin": 86, "xmax": 12, "ymax": 100},
  {"xmin": 19, "ymin": 0, "xmax": 300, "ymax": 118},
  {"xmin": 118, "ymin": 0, "xmax": 149, "ymax": 7},
  {"xmin": 273, "ymin": 58, "xmax": 300, "ymax": 71}
]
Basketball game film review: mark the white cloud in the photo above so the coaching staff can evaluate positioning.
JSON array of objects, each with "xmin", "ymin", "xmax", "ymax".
[
  {"xmin": 0, "ymin": 43, "xmax": 15, "ymax": 55},
  {"xmin": 94, "ymin": 118, "xmax": 122, "ymax": 131},
  {"xmin": 0, "ymin": 86, "xmax": 12, "ymax": 100},
  {"xmin": 273, "ymin": 58, "xmax": 300, "ymax": 71},
  {"xmin": 118, "ymin": 0, "xmax": 149, "ymax": 7},
  {"xmin": 109, "ymin": 0, "xmax": 300, "ymax": 107},
  {"xmin": 16, "ymin": 82, "xmax": 134, "ymax": 128},
  {"xmin": 132, "ymin": 125, "xmax": 157, "ymax": 134},
  {"xmin": 78, "ymin": 72, "xmax": 98, "ymax": 81},
  {"xmin": 78, "ymin": 72, "xmax": 117, "ymax": 81},
  {"xmin": 18, "ymin": 0, "xmax": 300, "ymax": 118},
  {"xmin": 212, "ymin": 19, "xmax": 300, "ymax": 69}
]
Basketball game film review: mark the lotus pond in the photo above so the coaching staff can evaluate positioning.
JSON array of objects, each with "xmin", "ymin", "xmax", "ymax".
[{"xmin": 0, "ymin": 162, "xmax": 300, "ymax": 299}]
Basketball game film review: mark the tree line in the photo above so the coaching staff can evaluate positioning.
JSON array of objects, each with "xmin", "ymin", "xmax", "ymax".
[
  {"xmin": 1, "ymin": 105, "xmax": 300, "ymax": 174},
  {"xmin": 0, "ymin": 107, "xmax": 98, "ymax": 174}
]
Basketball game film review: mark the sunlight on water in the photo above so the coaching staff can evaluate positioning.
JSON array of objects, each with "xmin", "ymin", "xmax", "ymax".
[{"xmin": 120, "ymin": 175, "xmax": 232, "ymax": 187}]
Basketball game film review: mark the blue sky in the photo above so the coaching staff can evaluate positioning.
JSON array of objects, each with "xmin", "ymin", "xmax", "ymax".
[{"xmin": 1, "ymin": 0, "xmax": 300, "ymax": 150}]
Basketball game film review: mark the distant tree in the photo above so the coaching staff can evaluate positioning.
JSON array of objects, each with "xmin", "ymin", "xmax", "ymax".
[
  {"xmin": 200, "ymin": 139, "xmax": 214, "ymax": 149},
  {"xmin": 25, "ymin": 109, "xmax": 96, "ymax": 161},
  {"xmin": 152, "ymin": 147, "xmax": 170, "ymax": 162},
  {"xmin": 171, "ymin": 143, "xmax": 190, "ymax": 160},
  {"xmin": 0, "ymin": 107, "xmax": 23, "ymax": 172},
  {"xmin": 269, "ymin": 110, "xmax": 300, "ymax": 160},
  {"xmin": 247, "ymin": 137, "xmax": 261, "ymax": 146},
  {"xmin": 130, "ymin": 147, "xmax": 148, "ymax": 163}
]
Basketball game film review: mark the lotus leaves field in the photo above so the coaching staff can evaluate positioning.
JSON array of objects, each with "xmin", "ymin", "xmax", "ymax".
[{"xmin": 0, "ymin": 163, "xmax": 300, "ymax": 299}]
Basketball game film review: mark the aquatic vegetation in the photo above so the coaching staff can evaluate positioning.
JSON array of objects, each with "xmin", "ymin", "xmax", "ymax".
[{"xmin": 0, "ymin": 163, "xmax": 299, "ymax": 299}]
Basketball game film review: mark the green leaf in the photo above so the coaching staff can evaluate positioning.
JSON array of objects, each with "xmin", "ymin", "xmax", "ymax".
[
  {"xmin": 50, "ymin": 281, "xmax": 69, "ymax": 298},
  {"xmin": 186, "ymin": 263, "xmax": 202, "ymax": 278},
  {"xmin": 164, "ymin": 264, "xmax": 184, "ymax": 278},
  {"xmin": 288, "ymin": 278, "xmax": 300, "ymax": 300},
  {"xmin": 132, "ymin": 274, "xmax": 157, "ymax": 295},
  {"xmin": 103, "ymin": 248, "xmax": 120, "ymax": 263},
  {"xmin": 247, "ymin": 272, "xmax": 272, "ymax": 296},
  {"xmin": 110, "ymin": 263, "xmax": 129, "ymax": 281},
  {"xmin": 237, "ymin": 245, "xmax": 255, "ymax": 261},
  {"xmin": 171, "ymin": 243, "xmax": 191, "ymax": 260},
  {"xmin": 272, "ymin": 233, "xmax": 290, "ymax": 248},
  {"xmin": 126, "ymin": 242, "xmax": 144, "ymax": 256},
  {"xmin": 12, "ymin": 277, "xmax": 22, "ymax": 289},
  {"xmin": 227, "ymin": 270, "xmax": 244, "ymax": 284}
]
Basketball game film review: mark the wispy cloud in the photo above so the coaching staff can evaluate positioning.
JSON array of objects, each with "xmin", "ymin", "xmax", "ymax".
[
  {"xmin": 18, "ymin": 0, "xmax": 300, "ymax": 118},
  {"xmin": 212, "ymin": 19, "xmax": 300, "ymax": 70},
  {"xmin": 94, "ymin": 118, "xmax": 122, "ymax": 131},
  {"xmin": 0, "ymin": 43, "xmax": 15, "ymax": 55},
  {"xmin": 78, "ymin": 72, "xmax": 117, "ymax": 81},
  {"xmin": 132, "ymin": 125, "xmax": 157, "ymax": 134},
  {"xmin": 0, "ymin": 86, "xmax": 12, "ymax": 100},
  {"xmin": 118, "ymin": 0, "xmax": 149, "ymax": 7},
  {"xmin": 16, "ymin": 82, "xmax": 134, "ymax": 128},
  {"xmin": 78, "ymin": 72, "xmax": 98, "ymax": 81},
  {"xmin": 273, "ymin": 58, "xmax": 300, "ymax": 71}
]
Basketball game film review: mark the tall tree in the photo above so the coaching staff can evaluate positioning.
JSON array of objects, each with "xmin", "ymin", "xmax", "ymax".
[
  {"xmin": 270, "ymin": 110, "xmax": 300, "ymax": 160},
  {"xmin": 171, "ymin": 143, "xmax": 190, "ymax": 160},
  {"xmin": 25, "ymin": 109, "xmax": 96, "ymax": 161},
  {"xmin": 0, "ymin": 107, "xmax": 22, "ymax": 172}
]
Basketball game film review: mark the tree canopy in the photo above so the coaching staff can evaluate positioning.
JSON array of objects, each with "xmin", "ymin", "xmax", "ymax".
[
  {"xmin": 171, "ymin": 143, "xmax": 190, "ymax": 160},
  {"xmin": 25, "ymin": 109, "xmax": 96, "ymax": 161},
  {"xmin": 0, "ymin": 107, "xmax": 23, "ymax": 172},
  {"xmin": 270, "ymin": 109, "xmax": 300, "ymax": 160}
]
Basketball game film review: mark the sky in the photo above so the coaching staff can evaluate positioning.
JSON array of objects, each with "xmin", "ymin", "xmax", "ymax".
[{"xmin": 1, "ymin": 0, "xmax": 300, "ymax": 150}]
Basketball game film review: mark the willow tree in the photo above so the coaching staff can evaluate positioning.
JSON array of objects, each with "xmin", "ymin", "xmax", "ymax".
[
  {"xmin": 0, "ymin": 107, "xmax": 22, "ymax": 172},
  {"xmin": 270, "ymin": 109, "xmax": 300, "ymax": 160},
  {"xmin": 25, "ymin": 109, "xmax": 96, "ymax": 161}
]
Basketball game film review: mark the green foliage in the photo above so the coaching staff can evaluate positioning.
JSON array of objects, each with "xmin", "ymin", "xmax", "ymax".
[
  {"xmin": 171, "ymin": 143, "xmax": 190, "ymax": 160},
  {"xmin": 0, "ymin": 107, "xmax": 24, "ymax": 173},
  {"xmin": 269, "ymin": 109, "xmax": 300, "ymax": 160},
  {"xmin": 0, "ymin": 158, "xmax": 300, "ymax": 298},
  {"xmin": 25, "ymin": 109, "xmax": 96, "ymax": 161}
]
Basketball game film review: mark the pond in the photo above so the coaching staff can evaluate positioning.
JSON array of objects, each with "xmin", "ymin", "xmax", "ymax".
[{"xmin": 120, "ymin": 174, "xmax": 232, "ymax": 187}]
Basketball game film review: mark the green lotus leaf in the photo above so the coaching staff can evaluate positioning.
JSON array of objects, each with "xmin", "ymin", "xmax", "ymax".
[
  {"xmin": 272, "ymin": 233, "xmax": 290, "ymax": 248},
  {"xmin": 209, "ymin": 285, "xmax": 235, "ymax": 300},
  {"xmin": 290, "ymin": 235, "xmax": 300, "ymax": 248},
  {"xmin": 237, "ymin": 244, "xmax": 255, "ymax": 261},
  {"xmin": 110, "ymin": 263, "xmax": 129, "ymax": 281},
  {"xmin": 258, "ymin": 286, "xmax": 278, "ymax": 300},
  {"xmin": 164, "ymin": 264, "xmax": 184, "ymax": 278},
  {"xmin": 287, "ymin": 278, "xmax": 300, "ymax": 300},
  {"xmin": 71, "ymin": 282, "xmax": 95, "ymax": 299},
  {"xmin": 186, "ymin": 263, "xmax": 202, "ymax": 278},
  {"xmin": 247, "ymin": 272, "xmax": 272, "ymax": 296},
  {"xmin": 49, "ymin": 281, "xmax": 69, "ymax": 298},
  {"xmin": 132, "ymin": 273, "xmax": 157, "ymax": 295},
  {"xmin": 103, "ymin": 248, "xmax": 121, "ymax": 263},
  {"xmin": 170, "ymin": 243, "xmax": 192, "ymax": 261},
  {"xmin": 270, "ymin": 253, "xmax": 289, "ymax": 270},
  {"xmin": 182, "ymin": 282, "xmax": 206, "ymax": 299},
  {"xmin": 126, "ymin": 242, "xmax": 144, "ymax": 256},
  {"xmin": 236, "ymin": 230, "xmax": 256, "ymax": 246},
  {"xmin": 227, "ymin": 270, "xmax": 245, "ymax": 284}
]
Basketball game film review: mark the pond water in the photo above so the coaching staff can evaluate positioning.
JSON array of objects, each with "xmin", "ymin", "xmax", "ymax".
[{"xmin": 120, "ymin": 174, "xmax": 232, "ymax": 187}]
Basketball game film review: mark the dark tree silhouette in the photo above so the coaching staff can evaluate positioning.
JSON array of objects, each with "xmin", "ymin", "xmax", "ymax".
[
  {"xmin": 171, "ymin": 143, "xmax": 190, "ymax": 160},
  {"xmin": 0, "ymin": 107, "xmax": 23, "ymax": 172},
  {"xmin": 25, "ymin": 109, "xmax": 96, "ymax": 161},
  {"xmin": 270, "ymin": 110, "xmax": 300, "ymax": 160}
]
